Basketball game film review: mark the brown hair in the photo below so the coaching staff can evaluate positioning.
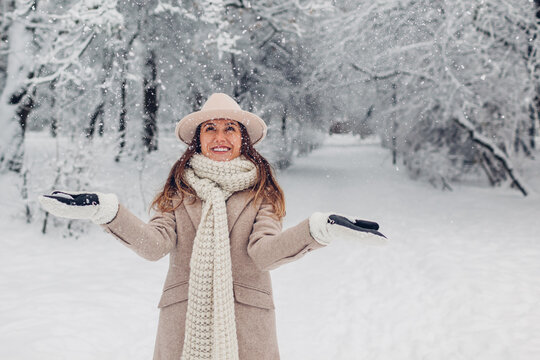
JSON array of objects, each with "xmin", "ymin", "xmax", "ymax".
[{"xmin": 150, "ymin": 122, "xmax": 286, "ymax": 219}]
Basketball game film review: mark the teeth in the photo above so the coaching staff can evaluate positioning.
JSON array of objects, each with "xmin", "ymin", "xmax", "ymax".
[{"xmin": 212, "ymin": 147, "xmax": 230, "ymax": 152}]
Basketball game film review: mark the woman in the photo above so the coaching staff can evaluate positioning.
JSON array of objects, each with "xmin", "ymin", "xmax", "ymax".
[{"xmin": 38, "ymin": 93, "xmax": 386, "ymax": 360}]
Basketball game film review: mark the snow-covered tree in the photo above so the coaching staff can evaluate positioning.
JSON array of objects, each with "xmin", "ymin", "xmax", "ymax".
[
  {"xmin": 311, "ymin": 0, "xmax": 539, "ymax": 194},
  {"xmin": 0, "ymin": 0, "xmax": 123, "ymax": 225}
]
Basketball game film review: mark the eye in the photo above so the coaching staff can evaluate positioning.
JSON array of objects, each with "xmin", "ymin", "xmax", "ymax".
[
  {"xmin": 204, "ymin": 125, "xmax": 215, "ymax": 131},
  {"xmin": 226, "ymin": 126, "xmax": 236, "ymax": 131}
]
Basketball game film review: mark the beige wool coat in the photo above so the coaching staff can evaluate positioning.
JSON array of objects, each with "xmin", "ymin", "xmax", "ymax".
[{"xmin": 100, "ymin": 189, "xmax": 326, "ymax": 360}]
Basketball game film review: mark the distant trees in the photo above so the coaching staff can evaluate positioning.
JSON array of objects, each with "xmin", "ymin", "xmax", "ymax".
[{"xmin": 313, "ymin": 0, "xmax": 539, "ymax": 195}]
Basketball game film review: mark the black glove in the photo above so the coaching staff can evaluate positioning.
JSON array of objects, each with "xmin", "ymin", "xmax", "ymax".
[
  {"xmin": 309, "ymin": 212, "xmax": 388, "ymax": 245},
  {"xmin": 42, "ymin": 191, "xmax": 100, "ymax": 206},
  {"xmin": 328, "ymin": 214, "xmax": 387, "ymax": 238}
]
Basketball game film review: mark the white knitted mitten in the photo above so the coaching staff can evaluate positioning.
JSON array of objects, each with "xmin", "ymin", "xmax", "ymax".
[
  {"xmin": 38, "ymin": 191, "xmax": 119, "ymax": 225},
  {"xmin": 309, "ymin": 212, "xmax": 387, "ymax": 246}
]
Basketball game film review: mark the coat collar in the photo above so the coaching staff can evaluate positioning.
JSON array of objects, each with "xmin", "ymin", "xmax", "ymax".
[{"xmin": 183, "ymin": 189, "xmax": 256, "ymax": 234}]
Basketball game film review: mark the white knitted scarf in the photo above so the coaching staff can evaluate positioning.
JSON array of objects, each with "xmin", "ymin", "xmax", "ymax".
[{"xmin": 181, "ymin": 153, "xmax": 257, "ymax": 360}]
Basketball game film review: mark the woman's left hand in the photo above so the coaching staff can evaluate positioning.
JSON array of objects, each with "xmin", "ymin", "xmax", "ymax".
[{"xmin": 309, "ymin": 212, "xmax": 388, "ymax": 245}]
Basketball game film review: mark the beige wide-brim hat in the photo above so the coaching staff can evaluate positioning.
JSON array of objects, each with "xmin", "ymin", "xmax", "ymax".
[{"xmin": 175, "ymin": 93, "xmax": 267, "ymax": 145}]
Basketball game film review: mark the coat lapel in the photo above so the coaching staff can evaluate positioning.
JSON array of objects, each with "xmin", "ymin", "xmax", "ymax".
[{"xmin": 183, "ymin": 190, "xmax": 255, "ymax": 235}]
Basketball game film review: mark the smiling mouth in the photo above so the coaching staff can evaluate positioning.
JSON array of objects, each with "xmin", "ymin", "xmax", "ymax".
[{"xmin": 211, "ymin": 146, "xmax": 231, "ymax": 153}]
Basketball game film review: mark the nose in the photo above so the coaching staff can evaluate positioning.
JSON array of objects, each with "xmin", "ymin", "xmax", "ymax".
[{"xmin": 214, "ymin": 129, "xmax": 227, "ymax": 142}]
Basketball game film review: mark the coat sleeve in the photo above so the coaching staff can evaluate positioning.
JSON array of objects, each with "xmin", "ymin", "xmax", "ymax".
[
  {"xmin": 247, "ymin": 200, "xmax": 326, "ymax": 271},
  {"xmin": 100, "ymin": 204, "xmax": 177, "ymax": 261}
]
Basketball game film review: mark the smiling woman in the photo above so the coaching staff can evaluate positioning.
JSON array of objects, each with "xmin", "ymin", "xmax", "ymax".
[
  {"xmin": 37, "ymin": 93, "xmax": 387, "ymax": 360},
  {"xmin": 199, "ymin": 119, "xmax": 243, "ymax": 161}
]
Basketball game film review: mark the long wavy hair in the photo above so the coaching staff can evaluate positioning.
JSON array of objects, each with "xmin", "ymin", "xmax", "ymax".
[{"xmin": 150, "ymin": 122, "xmax": 286, "ymax": 219}]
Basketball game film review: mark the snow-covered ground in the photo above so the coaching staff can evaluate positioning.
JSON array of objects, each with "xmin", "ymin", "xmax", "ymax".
[{"xmin": 1, "ymin": 134, "xmax": 540, "ymax": 359}]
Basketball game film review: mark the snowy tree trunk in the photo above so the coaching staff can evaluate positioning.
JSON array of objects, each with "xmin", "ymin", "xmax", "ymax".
[
  {"xmin": 454, "ymin": 114, "xmax": 529, "ymax": 197},
  {"xmin": 275, "ymin": 108, "xmax": 292, "ymax": 170},
  {"xmin": 142, "ymin": 50, "xmax": 158, "ymax": 153},
  {"xmin": 87, "ymin": 49, "xmax": 114, "ymax": 139},
  {"xmin": 231, "ymin": 53, "xmax": 249, "ymax": 100},
  {"xmin": 531, "ymin": 0, "xmax": 540, "ymax": 150},
  {"xmin": 86, "ymin": 101, "xmax": 104, "ymax": 139},
  {"xmin": 187, "ymin": 82, "xmax": 204, "ymax": 111},
  {"xmin": 48, "ymin": 80, "xmax": 58, "ymax": 137},
  {"xmin": 115, "ymin": 77, "xmax": 127, "ymax": 162},
  {"xmin": 391, "ymin": 83, "xmax": 397, "ymax": 165},
  {"xmin": 531, "ymin": 98, "xmax": 539, "ymax": 150},
  {"xmin": 0, "ymin": 3, "xmax": 9, "ymax": 94},
  {"xmin": 115, "ymin": 31, "xmax": 138, "ymax": 162},
  {"xmin": 0, "ymin": 3, "xmax": 34, "ymax": 174}
]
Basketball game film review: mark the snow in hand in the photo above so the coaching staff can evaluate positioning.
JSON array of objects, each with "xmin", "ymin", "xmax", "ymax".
[{"xmin": 1, "ymin": 134, "xmax": 539, "ymax": 360}]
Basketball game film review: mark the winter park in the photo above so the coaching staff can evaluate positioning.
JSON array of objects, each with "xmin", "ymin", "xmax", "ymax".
[{"xmin": 1, "ymin": 1, "xmax": 540, "ymax": 360}]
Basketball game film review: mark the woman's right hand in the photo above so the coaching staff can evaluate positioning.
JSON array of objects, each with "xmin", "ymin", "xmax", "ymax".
[{"xmin": 38, "ymin": 191, "xmax": 119, "ymax": 224}]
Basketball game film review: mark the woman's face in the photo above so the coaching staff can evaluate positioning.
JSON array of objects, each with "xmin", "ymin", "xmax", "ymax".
[{"xmin": 199, "ymin": 119, "xmax": 242, "ymax": 161}]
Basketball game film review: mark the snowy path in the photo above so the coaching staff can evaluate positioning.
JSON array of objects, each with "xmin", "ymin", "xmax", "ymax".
[
  {"xmin": 1, "ymin": 135, "xmax": 540, "ymax": 359},
  {"xmin": 274, "ymin": 137, "xmax": 540, "ymax": 359}
]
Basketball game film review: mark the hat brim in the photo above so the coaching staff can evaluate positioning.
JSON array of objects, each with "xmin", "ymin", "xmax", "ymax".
[{"xmin": 176, "ymin": 109, "xmax": 267, "ymax": 145}]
